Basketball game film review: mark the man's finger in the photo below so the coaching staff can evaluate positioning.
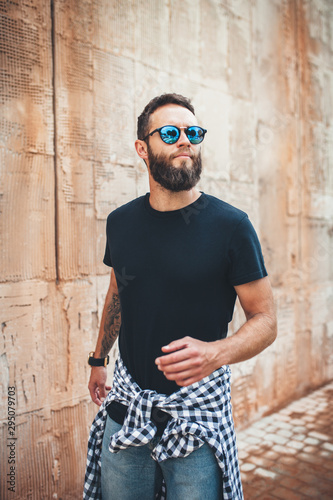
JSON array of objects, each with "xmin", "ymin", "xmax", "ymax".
[
  {"xmin": 89, "ymin": 387, "xmax": 102, "ymax": 406},
  {"xmin": 155, "ymin": 347, "xmax": 190, "ymax": 367},
  {"xmin": 176, "ymin": 376, "xmax": 198, "ymax": 387},
  {"xmin": 157, "ymin": 358, "xmax": 193, "ymax": 374},
  {"xmin": 165, "ymin": 366, "xmax": 201, "ymax": 381},
  {"xmin": 161, "ymin": 339, "xmax": 189, "ymax": 353}
]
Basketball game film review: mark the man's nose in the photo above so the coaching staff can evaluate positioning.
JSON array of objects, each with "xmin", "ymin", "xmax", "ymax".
[{"xmin": 177, "ymin": 129, "xmax": 191, "ymax": 147}]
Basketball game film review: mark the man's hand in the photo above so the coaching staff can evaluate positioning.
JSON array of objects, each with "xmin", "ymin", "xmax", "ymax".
[
  {"xmin": 155, "ymin": 336, "xmax": 218, "ymax": 387},
  {"xmin": 88, "ymin": 366, "xmax": 111, "ymax": 406}
]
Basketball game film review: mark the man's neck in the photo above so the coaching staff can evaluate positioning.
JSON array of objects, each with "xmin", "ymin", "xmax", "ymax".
[{"xmin": 148, "ymin": 184, "xmax": 201, "ymax": 212}]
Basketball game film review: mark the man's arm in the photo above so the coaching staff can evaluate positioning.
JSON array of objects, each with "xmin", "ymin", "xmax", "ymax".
[
  {"xmin": 155, "ymin": 276, "xmax": 277, "ymax": 387},
  {"xmin": 88, "ymin": 268, "xmax": 121, "ymax": 405}
]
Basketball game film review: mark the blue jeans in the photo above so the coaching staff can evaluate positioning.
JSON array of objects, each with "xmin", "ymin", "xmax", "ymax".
[{"xmin": 101, "ymin": 415, "xmax": 222, "ymax": 499}]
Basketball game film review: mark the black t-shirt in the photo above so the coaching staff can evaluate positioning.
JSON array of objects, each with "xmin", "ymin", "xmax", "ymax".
[{"xmin": 103, "ymin": 192, "xmax": 267, "ymax": 395}]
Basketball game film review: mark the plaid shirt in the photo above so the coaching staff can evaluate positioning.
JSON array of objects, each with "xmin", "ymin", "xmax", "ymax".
[{"xmin": 83, "ymin": 355, "xmax": 243, "ymax": 499}]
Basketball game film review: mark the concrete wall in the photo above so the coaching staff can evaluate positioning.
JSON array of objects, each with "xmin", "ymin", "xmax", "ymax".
[{"xmin": 0, "ymin": 0, "xmax": 332, "ymax": 497}]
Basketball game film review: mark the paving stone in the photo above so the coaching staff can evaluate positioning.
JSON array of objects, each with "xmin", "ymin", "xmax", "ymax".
[
  {"xmin": 279, "ymin": 455, "xmax": 298, "ymax": 466},
  {"xmin": 265, "ymin": 433, "xmax": 289, "ymax": 445},
  {"xmin": 279, "ymin": 429, "xmax": 293, "ymax": 438},
  {"xmin": 265, "ymin": 424, "xmax": 279, "ymax": 433},
  {"xmin": 319, "ymin": 479, "xmax": 333, "ymax": 494},
  {"xmin": 274, "ymin": 444, "xmax": 298, "ymax": 455},
  {"xmin": 308, "ymin": 431, "xmax": 330, "ymax": 441},
  {"xmin": 298, "ymin": 472, "xmax": 322, "ymax": 485},
  {"xmin": 280, "ymin": 476, "xmax": 306, "ymax": 490},
  {"xmin": 238, "ymin": 449, "xmax": 249, "ymax": 460},
  {"xmin": 288, "ymin": 440, "xmax": 305, "ymax": 450},
  {"xmin": 248, "ymin": 456, "xmax": 275, "ymax": 468},
  {"xmin": 290, "ymin": 419, "xmax": 306, "ymax": 426},
  {"xmin": 240, "ymin": 462, "xmax": 256, "ymax": 472},
  {"xmin": 303, "ymin": 445, "xmax": 320, "ymax": 454},
  {"xmin": 244, "ymin": 435, "xmax": 262, "ymax": 445},
  {"xmin": 271, "ymin": 443, "xmax": 289, "ymax": 454},
  {"xmin": 236, "ymin": 438, "xmax": 248, "ymax": 450},
  {"xmin": 299, "ymin": 484, "xmax": 324, "ymax": 497},
  {"xmin": 254, "ymin": 467, "xmax": 277, "ymax": 479},
  {"xmin": 292, "ymin": 433, "xmax": 306, "ymax": 441},
  {"xmin": 322, "ymin": 442, "xmax": 333, "ymax": 452},
  {"xmin": 263, "ymin": 450, "xmax": 279, "ymax": 460},
  {"xmin": 250, "ymin": 419, "xmax": 269, "ymax": 429},
  {"xmin": 245, "ymin": 444, "xmax": 261, "ymax": 454},
  {"xmin": 292, "ymin": 426, "xmax": 308, "ymax": 434},
  {"xmin": 274, "ymin": 413, "xmax": 293, "ymax": 423},
  {"xmin": 273, "ymin": 486, "xmax": 304, "ymax": 499},
  {"xmin": 246, "ymin": 427, "xmax": 267, "ymax": 438},
  {"xmin": 297, "ymin": 452, "xmax": 320, "ymax": 463},
  {"xmin": 302, "ymin": 414, "xmax": 315, "ymax": 421},
  {"xmin": 304, "ymin": 436, "xmax": 320, "ymax": 445}
]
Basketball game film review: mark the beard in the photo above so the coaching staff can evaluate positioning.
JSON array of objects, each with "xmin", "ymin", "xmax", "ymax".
[{"xmin": 147, "ymin": 145, "xmax": 202, "ymax": 192}]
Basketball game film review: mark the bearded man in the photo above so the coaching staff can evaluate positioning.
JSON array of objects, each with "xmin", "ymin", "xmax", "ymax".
[{"xmin": 84, "ymin": 93, "xmax": 277, "ymax": 500}]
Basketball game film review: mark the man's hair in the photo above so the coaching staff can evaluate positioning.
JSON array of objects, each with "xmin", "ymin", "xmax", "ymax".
[{"xmin": 137, "ymin": 93, "xmax": 195, "ymax": 141}]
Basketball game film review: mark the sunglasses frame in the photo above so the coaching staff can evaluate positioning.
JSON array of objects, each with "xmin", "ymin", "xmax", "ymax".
[{"xmin": 143, "ymin": 125, "xmax": 207, "ymax": 145}]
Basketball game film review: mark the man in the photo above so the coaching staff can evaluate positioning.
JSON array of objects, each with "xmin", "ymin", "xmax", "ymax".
[{"xmin": 84, "ymin": 93, "xmax": 277, "ymax": 500}]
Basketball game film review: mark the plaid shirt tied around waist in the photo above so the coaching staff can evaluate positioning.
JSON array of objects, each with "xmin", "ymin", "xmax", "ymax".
[{"xmin": 83, "ymin": 355, "xmax": 243, "ymax": 500}]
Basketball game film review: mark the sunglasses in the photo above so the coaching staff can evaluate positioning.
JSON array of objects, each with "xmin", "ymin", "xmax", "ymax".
[{"xmin": 143, "ymin": 125, "xmax": 207, "ymax": 145}]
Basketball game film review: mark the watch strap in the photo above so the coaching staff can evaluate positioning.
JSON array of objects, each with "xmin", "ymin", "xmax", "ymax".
[{"xmin": 88, "ymin": 351, "xmax": 109, "ymax": 367}]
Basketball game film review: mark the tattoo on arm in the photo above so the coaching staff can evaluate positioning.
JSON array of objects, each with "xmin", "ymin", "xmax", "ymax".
[{"xmin": 101, "ymin": 294, "xmax": 121, "ymax": 357}]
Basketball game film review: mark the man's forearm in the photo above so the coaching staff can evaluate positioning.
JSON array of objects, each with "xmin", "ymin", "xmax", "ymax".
[
  {"xmin": 212, "ymin": 311, "xmax": 277, "ymax": 368},
  {"xmin": 95, "ymin": 290, "xmax": 121, "ymax": 358},
  {"xmin": 88, "ymin": 272, "xmax": 121, "ymax": 405}
]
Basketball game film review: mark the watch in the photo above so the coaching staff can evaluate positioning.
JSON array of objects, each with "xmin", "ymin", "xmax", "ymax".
[{"xmin": 88, "ymin": 351, "xmax": 110, "ymax": 367}]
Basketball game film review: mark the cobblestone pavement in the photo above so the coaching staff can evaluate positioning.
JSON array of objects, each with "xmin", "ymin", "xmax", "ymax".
[{"xmin": 236, "ymin": 381, "xmax": 333, "ymax": 499}]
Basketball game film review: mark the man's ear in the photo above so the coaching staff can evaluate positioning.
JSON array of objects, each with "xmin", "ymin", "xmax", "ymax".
[{"xmin": 135, "ymin": 140, "xmax": 148, "ymax": 162}]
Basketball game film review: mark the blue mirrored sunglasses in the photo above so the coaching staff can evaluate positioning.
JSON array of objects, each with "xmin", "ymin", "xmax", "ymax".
[{"xmin": 143, "ymin": 125, "xmax": 207, "ymax": 145}]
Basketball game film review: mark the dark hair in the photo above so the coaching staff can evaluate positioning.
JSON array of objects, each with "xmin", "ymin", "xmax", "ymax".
[{"xmin": 137, "ymin": 93, "xmax": 195, "ymax": 140}]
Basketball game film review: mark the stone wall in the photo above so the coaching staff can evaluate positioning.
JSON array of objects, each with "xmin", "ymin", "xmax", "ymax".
[{"xmin": 0, "ymin": 0, "xmax": 332, "ymax": 497}]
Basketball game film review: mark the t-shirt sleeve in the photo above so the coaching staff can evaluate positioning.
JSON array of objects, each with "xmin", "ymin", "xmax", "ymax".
[
  {"xmin": 103, "ymin": 216, "xmax": 112, "ymax": 267},
  {"xmin": 227, "ymin": 215, "xmax": 267, "ymax": 286}
]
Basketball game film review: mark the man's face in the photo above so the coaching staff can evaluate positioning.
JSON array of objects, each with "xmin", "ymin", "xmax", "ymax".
[{"xmin": 146, "ymin": 104, "xmax": 203, "ymax": 192}]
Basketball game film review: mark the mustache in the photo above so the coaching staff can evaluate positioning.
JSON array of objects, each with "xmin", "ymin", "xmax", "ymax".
[{"xmin": 170, "ymin": 148, "xmax": 193, "ymax": 159}]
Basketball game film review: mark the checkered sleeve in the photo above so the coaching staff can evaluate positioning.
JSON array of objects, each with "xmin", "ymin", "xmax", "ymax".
[{"xmin": 83, "ymin": 404, "xmax": 108, "ymax": 499}]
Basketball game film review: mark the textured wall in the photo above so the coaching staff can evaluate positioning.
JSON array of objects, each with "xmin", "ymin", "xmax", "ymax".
[{"xmin": 0, "ymin": 0, "xmax": 332, "ymax": 498}]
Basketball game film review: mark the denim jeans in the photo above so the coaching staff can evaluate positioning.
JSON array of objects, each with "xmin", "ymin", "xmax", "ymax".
[{"xmin": 101, "ymin": 415, "xmax": 222, "ymax": 500}]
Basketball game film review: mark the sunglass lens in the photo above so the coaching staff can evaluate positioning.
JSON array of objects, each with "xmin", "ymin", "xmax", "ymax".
[
  {"xmin": 160, "ymin": 126, "xmax": 179, "ymax": 144},
  {"xmin": 187, "ymin": 127, "xmax": 205, "ymax": 144}
]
